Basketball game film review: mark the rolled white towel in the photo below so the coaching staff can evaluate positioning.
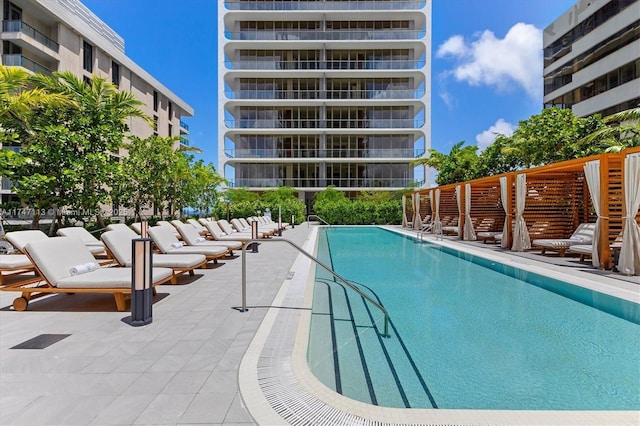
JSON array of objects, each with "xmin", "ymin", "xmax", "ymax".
[
  {"xmin": 195, "ymin": 237, "xmax": 206, "ymax": 243},
  {"xmin": 69, "ymin": 262, "xmax": 99, "ymax": 276},
  {"xmin": 169, "ymin": 242, "xmax": 183, "ymax": 249}
]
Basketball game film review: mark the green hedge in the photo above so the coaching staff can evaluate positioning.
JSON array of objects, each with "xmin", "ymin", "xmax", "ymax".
[{"xmin": 313, "ymin": 199, "xmax": 401, "ymax": 225}]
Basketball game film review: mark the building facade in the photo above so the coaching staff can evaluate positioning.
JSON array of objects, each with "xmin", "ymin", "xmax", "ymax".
[
  {"xmin": 218, "ymin": 0, "xmax": 431, "ymax": 209},
  {"xmin": 543, "ymin": 0, "xmax": 639, "ymax": 117},
  {"xmin": 0, "ymin": 0, "xmax": 193, "ymax": 204}
]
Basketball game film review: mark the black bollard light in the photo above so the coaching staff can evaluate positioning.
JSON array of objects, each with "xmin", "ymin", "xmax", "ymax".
[
  {"xmin": 278, "ymin": 216, "xmax": 282, "ymax": 236},
  {"xmin": 291, "ymin": 214, "xmax": 295, "ymax": 229},
  {"xmin": 251, "ymin": 221, "xmax": 259, "ymax": 253},
  {"xmin": 131, "ymin": 238, "xmax": 153, "ymax": 326},
  {"xmin": 140, "ymin": 220, "xmax": 148, "ymax": 238}
]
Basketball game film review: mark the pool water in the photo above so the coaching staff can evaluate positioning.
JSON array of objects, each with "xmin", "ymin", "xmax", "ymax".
[{"xmin": 307, "ymin": 227, "xmax": 640, "ymax": 410}]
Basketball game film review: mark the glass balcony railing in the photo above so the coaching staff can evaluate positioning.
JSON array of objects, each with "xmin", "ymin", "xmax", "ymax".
[
  {"xmin": 2, "ymin": 20, "xmax": 59, "ymax": 52},
  {"xmin": 225, "ymin": 1, "xmax": 425, "ymax": 11},
  {"xmin": 225, "ymin": 88, "xmax": 425, "ymax": 100},
  {"xmin": 225, "ymin": 148, "xmax": 424, "ymax": 159},
  {"xmin": 227, "ymin": 59, "xmax": 424, "ymax": 70},
  {"xmin": 2, "ymin": 54, "xmax": 53, "ymax": 74},
  {"xmin": 225, "ymin": 118, "xmax": 425, "ymax": 129},
  {"xmin": 228, "ymin": 177, "xmax": 418, "ymax": 188},
  {"xmin": 226, "ymin": 29, "xmax": 424, "ymax": 41},
  {"xmin": 179, "ymin": 120, "xmax": 190, "ymax": 130}
]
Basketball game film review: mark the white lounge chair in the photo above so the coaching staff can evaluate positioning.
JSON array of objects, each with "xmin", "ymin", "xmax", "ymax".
[
  {"xmin": 172, "ymin": 221, "xmax": 241, "ymax": 255},
  {"xmin": 0, "ymin": 254, "xmax": 39, "ymax": 286},
  {"xmin": 218, "ymin": 219, "xmax": 264, "ymax": 238},
  {"xmin": 532, "ymin": 223, "xmax": 596, "ymax": 257},
  {"xmin": 147, "ymin": 226, "xmax": 228, "ymax": 265},
  {"xmin": 106, "ymin": 223, "xmax": 137, "ymax": 234},
  {"xmin": 203, "ymin": 221, "xmax": 255, "ymax": 243},
  {"xmin": 7, "ymin": 229, "xmax": 105, "ymax": 257},
  {"xmin": 101, "ymin": 230, "xmax": 207, "ymax": 283},
  {"xmin": 1, "ymin": 237, "xmax": 173, "ymax": 311},
  {"xmin": 56, "ymin": 226, "xmax": 107, "ymax": 255}
]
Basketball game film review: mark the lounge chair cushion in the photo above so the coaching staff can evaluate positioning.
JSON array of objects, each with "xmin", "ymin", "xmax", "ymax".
[
  {"xmin": 106, "ymin": 224, "xmax": 138, "ymax": 236},
  {"xmin": 0, "ymin": 254, "xmax": 33, "ymax": 269},
  {"xmin": 56, "ymin": 227, "xmax": 105, "ymax": 248},
  {"xmin": 101, "ymin": 230, "xmax": 206, "ymax": 268},
  {"xmin": 532, "ymin": 223, "xmax": 596, "ymax": 249},
  {"xmin": 567, "ymin": 244, "xmax": 592, "ymax": 256},
  {"xmin": 175, "ymin": 222, "xmax": 242, "ymax": 250},
  {"xmin": 5, "ymin": 230, "xmax": 49, "ymax": 252},
  {"xmin": 57, "ymin": 268, "xmax": 135, "ymax": 289},
  {"xmin": 148, "ymin": 226, "xmax": 227, "ymax": 257}
]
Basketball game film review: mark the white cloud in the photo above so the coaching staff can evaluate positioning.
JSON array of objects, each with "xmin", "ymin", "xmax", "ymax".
[
  {"xmin": 436, "ymin": 35, "xmax": 467, "ymax": 57},
  {"xmin": 475, "ymin": 118, "xmax": 515, "ymax": 150},
  {"xmin": 437, "ymin": 23, "xmax": 543, "ymax": 100}
]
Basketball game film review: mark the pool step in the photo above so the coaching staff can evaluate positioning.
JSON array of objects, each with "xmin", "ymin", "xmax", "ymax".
[{"xmin": 309, "ymin": 277, "xmax": 435, "ymax": 408}]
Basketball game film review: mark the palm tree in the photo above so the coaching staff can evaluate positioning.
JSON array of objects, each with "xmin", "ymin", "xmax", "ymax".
[
  {"xmin": 579, "ymin": 106, "xmax": 640, "ymax": 152},
  {"xmin": 28, "ymin": 71, "xmax": 150, "ymax": 227}
]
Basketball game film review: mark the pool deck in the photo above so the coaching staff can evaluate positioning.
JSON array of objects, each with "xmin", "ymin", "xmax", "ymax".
[{"xmin": 0, "ymin": 223, "xmax": 638, "ymax": 425}]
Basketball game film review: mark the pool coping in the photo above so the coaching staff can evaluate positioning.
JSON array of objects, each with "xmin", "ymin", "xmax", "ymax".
[{"xmin": 238, "ymin": 225, "xmax": 640, "ymax": 425}]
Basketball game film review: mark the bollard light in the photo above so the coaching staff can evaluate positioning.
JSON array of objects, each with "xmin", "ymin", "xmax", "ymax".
[
  {"xmin": 278, "ymin": 216, "xmax": 282, "ymax": 236},
  {"xmin": 131, "ymin": 238, "xmax": 153, "ymax": 326},
  {"xmin": 291, "ymin": 214, "xmax": 295, "ymax": 229},
  {"xmin": 251, "ymin": 221, "xmax": 259, "ymax": 253},
  {"xmin": 140, "ymin": 220, "xmax": 148, "ymax": 238}
]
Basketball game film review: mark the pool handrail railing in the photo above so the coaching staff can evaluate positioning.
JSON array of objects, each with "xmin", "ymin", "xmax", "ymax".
[
  {"xmin": 307, "ymin": 215, "xmax": 330, "ymax": 227},
  {"xmin": 238, "ymin": 238, "xmax": 389, "ymax": 337}
]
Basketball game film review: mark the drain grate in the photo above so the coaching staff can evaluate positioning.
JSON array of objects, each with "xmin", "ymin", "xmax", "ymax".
[{"xmin": 11, "ymin": 334, "xmax": 71, "ymax": 349}]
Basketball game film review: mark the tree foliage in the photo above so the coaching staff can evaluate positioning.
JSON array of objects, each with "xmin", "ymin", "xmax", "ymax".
[{"xmin": 419, "ymin": 106, "xmax": 638, "ymax": 186}]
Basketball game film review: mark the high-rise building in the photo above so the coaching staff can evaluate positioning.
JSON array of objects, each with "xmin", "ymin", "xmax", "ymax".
[
  {"xmin": 219, "ymin": 0, "xmax": 430, "ymax": 209},
  {"xmin": 0, "ymin": 0, "xmax": 193, "ymax": 203},
  {"xmin": 543, "ymin": 0, "xmax": 639, "ymax": 117}
]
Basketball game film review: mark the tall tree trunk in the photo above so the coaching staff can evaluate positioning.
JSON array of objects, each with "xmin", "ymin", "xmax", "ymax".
[
  {"xmin": 96, "ymin": 212, "xmax": 106, "ymax": 229},
  {"xmin": 30, "ymin": 212, "xmax": 40, "ymax": 230}
]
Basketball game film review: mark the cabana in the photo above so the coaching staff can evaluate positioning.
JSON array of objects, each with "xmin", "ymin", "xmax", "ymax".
[{"xmin": 412, "ymin": 147, "xmax": 640, "ymax": 273}]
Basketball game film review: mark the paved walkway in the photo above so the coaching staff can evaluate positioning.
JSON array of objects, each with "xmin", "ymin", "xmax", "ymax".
[{"xmin": 0, "ymin": 223, "xmax": 313, "ymax": 425}]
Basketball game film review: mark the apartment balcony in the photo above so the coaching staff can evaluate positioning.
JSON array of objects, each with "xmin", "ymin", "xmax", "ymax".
[
  {"xmin": 226, "ymin": 29, "xmax": 424, "ymax": 41},
  {"xmin": 1, "ymin": 20, "xmax": 59, "ymax": 60},
  {"xmin": 228, "ymin": 177, "xmax": 419, "ymax": 188},
  {"xmin": 225, "ymin": 88, "xmax": 425, "ymax": 100},
  {"xmin": 226, "ymin": 58, "xmax": 424, "ymax": 70},
  {"xmin": 225, "ymin": 1, "xmax": 425, "ymax": 11},
  {"xmin": 2, "ymin": 54, "xmax": 53, "ymax": 75},
  {"xmin": 225, "ymin": 118, "xmax": 424, "ymax": 129},
  {"xmin": 225, "ymin": 148, "xmax": 424, "ymax": 158}
]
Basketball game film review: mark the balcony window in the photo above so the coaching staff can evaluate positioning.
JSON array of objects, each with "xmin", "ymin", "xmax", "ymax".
[
  {"xmin": 83, "ymin": 41, "xmax": 93, "ymax": 72},
  {"xmin": 111, "ymin": 62, "xmax": 120, "ymax": 87},
  {"xmin": 153, "ymin": 90, "xmax": 159, "ymax": 112}
]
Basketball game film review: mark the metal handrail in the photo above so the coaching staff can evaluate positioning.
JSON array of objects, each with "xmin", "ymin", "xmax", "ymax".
[
  {"xmin": 307, "ymin": 215, "xmax": 330, "ymax": 227},
  {"xmin": 239, "ymin": 238, "xmax": 389, "ymax": 337}
]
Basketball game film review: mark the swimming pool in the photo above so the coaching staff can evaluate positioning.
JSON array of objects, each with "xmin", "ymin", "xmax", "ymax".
[{"xmin": 307, "ymin": 227, "xmax": 640, "ymax": 410}]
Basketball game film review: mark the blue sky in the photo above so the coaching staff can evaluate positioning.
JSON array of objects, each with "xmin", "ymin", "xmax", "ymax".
[{"xmin": 82, "ymin": 0, "xmax": 576, "ymax": 185}]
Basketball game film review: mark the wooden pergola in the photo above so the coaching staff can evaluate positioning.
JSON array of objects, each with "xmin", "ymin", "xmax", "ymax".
[{"xmin": 405, "ymin": 147, "xmax": 640, "ymax": 271}]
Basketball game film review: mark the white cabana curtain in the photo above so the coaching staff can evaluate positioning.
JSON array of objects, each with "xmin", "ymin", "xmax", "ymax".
[
  {"xmin": 512, "ymin": 173, "xmax": 531, "ymax": 251},
  {"xmin": 455, "ymin": 185, "xmax": 461, "ymax": 236},
  {"xmin": 413, "ymin": 193, "xmax": 423, "ymax": 230},
  {"xmin": 433, "ymin": 189, "xmax": 442, "ymax": 234},
  {"xmin": 499, "ymin": 176, "xmax": 510, "ymax": 249},
  {"xmin": 401, "ymin": 195, "xmax": 408, "ymax": 228},
  {"xmin": 618, "ymin": 153, "xmax": 640, "ymax": 275},
  {"xmin": 463, "ymin": 183, "xmax": 476, "ymax": 240},
  {"xmin": 583, "ymin": 160, "xmax": 602, "ymax": 268}
]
